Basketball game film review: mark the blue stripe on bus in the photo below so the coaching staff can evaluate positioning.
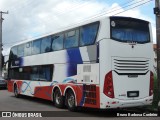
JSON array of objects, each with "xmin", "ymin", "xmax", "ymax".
[
  {"xmin": 21, "ymin": 81, "xmax": 58, "ymax": 96},
  {"xmin": 79, "ymin": 85, "xmax": 85, "ymax": 106},
  {"xmin": 66, "ymin": 48, "xmax": 83, "ymax": 77},
  {"xmin": 62, "ymin": 78, "xmax": 75, "ymax": 83},
  {"xmin": 12, "ymin": 57, "xmax": 24, "ymax": 67},
  {"xmin": 19, "ymin": 57, "xmax": 24, "ymax": 67}
]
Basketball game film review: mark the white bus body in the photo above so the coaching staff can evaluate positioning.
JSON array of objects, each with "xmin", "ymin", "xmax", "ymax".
[{"xmin": 7, "ymin": 16, "xmax": 154, "ymax": 110}]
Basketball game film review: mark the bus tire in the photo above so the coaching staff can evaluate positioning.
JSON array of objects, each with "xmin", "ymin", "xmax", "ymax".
[
  {"xmin": 54, "ymin": 89, "xmax": 64, "ymax": 108},
  {"xmin": 14, "ymin": 84, "xmax": 20, "ymax": 98},
  {"xmin": 66, "ymin": 90, "xmax": 77, "ymax": 112}
]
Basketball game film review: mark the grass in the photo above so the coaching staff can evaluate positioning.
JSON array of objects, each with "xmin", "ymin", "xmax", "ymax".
[
  {"xmin": 145, "ymin": 74, "xmax": 159, "ymax": 111},
  {"xmin": 152, "ymin": 75, "xmax": 158, "ymax": 107}
]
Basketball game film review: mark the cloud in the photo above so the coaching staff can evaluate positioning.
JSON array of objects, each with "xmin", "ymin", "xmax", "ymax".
[
  {"xmin": 1, "ymin": 0, "xmax": 109, "ymax": 55},
  {"xmin": 0, "ymin": 0, "xmax": 155, "ymax": 55}
]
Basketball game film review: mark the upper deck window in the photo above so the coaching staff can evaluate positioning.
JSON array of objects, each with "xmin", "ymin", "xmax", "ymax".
[
  {"xmin": 17, "ymin": 44, "xmax": 24, "ymax": 57},
  {"xmin": 52, "ymin": 34, "xmax": 64, "ymax": 51},
  {"xmin": 10, "ymin": 46, "xmax": 18, "ymax": 59},
  {"xmin": 80, "ymin": 22, "xmax": 99, "ymax": 46},
  {"xmin": 110, "ymin": 17, "xmax": 150, "ymax": 44},
  {"xmin": 64, "ymin": 29, "xmax": 79, "ymax": 49},
  {"xmin": 24, "ymin": 42, "xmax": 32, "ymax": 56},
  {"xmin": 41, "ymin": 36, "xmax": 52, "ymax": 53},
  {"xmin": 32, "ymin": 39, "xmax": 41, "ymax": 55}
]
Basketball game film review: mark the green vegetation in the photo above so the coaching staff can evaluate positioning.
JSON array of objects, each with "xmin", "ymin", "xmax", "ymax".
[
  {"xmin": 151, "ymin": 74, "xmax": 158, "ymax": 110},
  {"xmin": 141, "ymin": 74, "xmax": 159, "ymax": 111}
]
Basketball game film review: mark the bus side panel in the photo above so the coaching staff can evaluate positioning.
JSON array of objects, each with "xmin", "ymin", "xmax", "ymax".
[
  {"xmin": 82, "ymin": 86, "xmax": 100, "ymax": 108},
  {"xmin": 76, "ymin": 85, "xmax": 83, "ymax": 106},
  {"xmin": 7, "ymin": 80, "xmax": 14, "ymax": 92},
  {"xmin": 17, "ymin": 81, "xmax": 23, "ymax": 94},
  {"xmin": 61, "ymin": 84, "xmax": 100, "ymax": 109},
  {"xmin": 7, "ymin": 80, "xmax": 23, "ymax": 93},
  {"xmin": 77, "ymin": 85, "xmax": 100, "ymax": 108},
  {"xmin": 34, "ymin": 86, "xmax": 53, "ymax": 101}
]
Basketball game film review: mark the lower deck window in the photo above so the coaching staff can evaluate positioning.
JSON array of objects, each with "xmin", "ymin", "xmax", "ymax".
[{"xmin": 9, "ymin": 65, "xmax": 53, "ymax": 82}]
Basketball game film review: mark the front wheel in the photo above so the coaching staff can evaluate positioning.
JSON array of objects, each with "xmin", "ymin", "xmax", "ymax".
[{"xmin": 66, "ymin": 90, "xmax": 77, "ymax": 112}]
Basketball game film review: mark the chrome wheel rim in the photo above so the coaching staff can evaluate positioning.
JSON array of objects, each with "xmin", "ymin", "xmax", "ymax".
[
  {"xmin": 68, "ymin": 93, "xmax": 75, "ymax": 108},
  {"xmin": 55, "ymin": 91, "xmax": 61, "ymax": 105}
]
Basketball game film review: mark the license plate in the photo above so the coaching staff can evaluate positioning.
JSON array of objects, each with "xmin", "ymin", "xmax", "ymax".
[{"xmin": 127, "ymin": 91, "xmax": 139, "ymax": 97}]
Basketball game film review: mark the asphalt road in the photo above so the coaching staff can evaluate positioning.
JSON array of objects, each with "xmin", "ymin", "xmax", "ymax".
[{"xmin": 0, "ymin": 89, "xmax": 159, "ymax": 120}]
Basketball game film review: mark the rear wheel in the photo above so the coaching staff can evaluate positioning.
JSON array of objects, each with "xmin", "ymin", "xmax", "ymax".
[
  {"xmin": 66, "ymin": 90, "xmax": 77, "ymax": 112},
  {"xmin": 54, "ymin": 89, "xmax": 64, "ymax": 108},
  {"xmin": 14, "ymin": 85, "xmax": 20, "ymax": 98}
]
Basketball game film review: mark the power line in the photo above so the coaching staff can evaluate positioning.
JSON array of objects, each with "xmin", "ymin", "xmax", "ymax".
[
  {"xmin": 113, "ymin": 0, "xmax": 153, "ymax": 15},
  {"xmin": 3, "ymin": 0, "xmax": 92, "ymax": 34},
  {"xmin": 3, "ymin": 0, "xmax": 133, "ymax": 36},
  {"xmin": 79, "ymin": 0, "xmax": 151, "ymax": 21},
  {"xmin": 3, "ymin": 0, "xmax": 152, "ymax": 46},
  {"xmin": 36, "ymin": 0, "xmax": 146, "ymax": 26},
  {"xmin": 4, "ymin": 0, "xmax": 94, "ymax": 45},
  {"xmin": 32, "ymin": 0, "xmax": 151, "ymax": 28}
]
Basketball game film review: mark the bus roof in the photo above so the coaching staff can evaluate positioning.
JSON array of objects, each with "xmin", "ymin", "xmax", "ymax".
[{"xmin": 10, "ymin": 16, "xmax": 150, "ymax": 48}]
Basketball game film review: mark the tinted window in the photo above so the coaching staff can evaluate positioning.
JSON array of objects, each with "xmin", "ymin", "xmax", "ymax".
[
  {"xmin": 80, "ymin": 22, "xmax": 99, "ymax": 46},
  {"xmin": 111, "ymin": 17, "xmax": 150, "ymax": 43},
  {"xmin": 24, "ymin": 42, "xmax": 32, "ymax": 56},
  {"xmin": 22, "ymin": 66, "xmax": 31, "ymax": 80},
  {"xmin": 9, "ymin": 68, "xmax": 19, "ymax": 79},
  {"xmin": 9, "ymin": 65, "xmax": 53, "ymax": 81},
  {"xmin": 32, "ymin": 39, "xmax": 41, "ymax": 55},
  {"xmin": 31, "ymin": 66, "xmax": 39, "ymax": 80},
  {"xmin": 64, "ymin": 29, "xmax": 79, "ymax": 49},
  {"xmin": 10, "ymin": 46, "xmax": 18, "ymax": 59},
  {"xmin": 41, "ymin": 36, "xmax": 52, "ymax": 53},
  {"xmin": 39, "ymin": 66, "xmax": 52, "ymax": 81},
  {"xmin": 52, "ymin": 34, "xmax": 64, "ymax": 51},
  {"xmin": 17, "ymin": 44, "xmax": 24, "ymax": 57}
]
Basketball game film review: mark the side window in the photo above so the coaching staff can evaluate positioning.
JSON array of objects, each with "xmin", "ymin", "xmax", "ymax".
[
  {"xmin": 31, "ymin": 66, "xmax": 39, "ymax": 80},
  {"xmin": 10, "ymin": 46, "xmax": 18, "ymax": 59},
  {"xmin": 64, "ymin": 29, "xmax": 79, "ymax": 49},
  {"xmin": 24, "ymin": 42, "xmax": 32, "ymax": 56},
  {"xmin": 80, "ymin": 22, "xmax": 99, "ymax": 46},
  {"xmin": 52, "ymin": 34, "xmax": 64, "ymax": 51},
  {"xmin": 9, "ymin": 68, "xmax": 19, "ymax": 79},
  {"xmin": 39, "ymin": 65, "xmax": 53, "ymax": 81},
  {"xmin": 30, "ymin": 65, "xmax": 53, "ymax": 81},
  {"xmin": 9, "ymin": 65, "xmax": 53, "ymax": 81},
  {"xmin": 32, "ymin": 39, "xmax": 41, "ymax": 55},
  {"xmin": 22, "ymin": 66, "xmax": 31, "ymax": 80},
  {"xmin": 17, "ymin": 44, "xmax": 24, "ymax": 57},
  {"xmin": 41, "ymin": 36, "xmax": 52, "ymax": 53}
]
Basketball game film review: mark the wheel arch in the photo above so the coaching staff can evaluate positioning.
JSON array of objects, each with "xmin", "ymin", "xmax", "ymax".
[
  {"xmin": 13, "ymin": 82, "xmax": 18, "ymax": 91},
  {"xmin": 64, "ymin": 86, "xmax": 77, "ymax": 106},
  {"xmin": 51, "ymin": 85, "xmax": 62, "ymax": 101}
]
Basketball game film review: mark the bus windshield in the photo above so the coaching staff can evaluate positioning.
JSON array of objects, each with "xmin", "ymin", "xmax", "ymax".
[{"xmin": 110, "ymin": 17, "xmax": 150, "ymax": 44}]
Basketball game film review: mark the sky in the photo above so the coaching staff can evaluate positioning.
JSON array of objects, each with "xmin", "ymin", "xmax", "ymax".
[{"xmin": 0, "ymin": 0, "xmax": 156, "ymax": 55}]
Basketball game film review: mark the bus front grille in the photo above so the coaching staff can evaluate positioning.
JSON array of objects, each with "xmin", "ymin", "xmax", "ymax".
[{"xmin": 112, "ymin": 57, "xmax": 150, "ymax": 75}]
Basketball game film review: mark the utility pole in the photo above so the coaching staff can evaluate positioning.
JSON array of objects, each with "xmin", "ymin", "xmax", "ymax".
[
  {"xmin": 154, "ymin": 0, "xmax": 160, "ymax": 109},
  {"xmin": 0, "ymin": 11, "xmax": 8, "ymax": 78}
]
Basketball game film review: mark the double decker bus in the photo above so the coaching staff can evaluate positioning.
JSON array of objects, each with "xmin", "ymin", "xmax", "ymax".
[{"xmin": 7, "ymin": 16, "xmax": 154, "ymax": 111}]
